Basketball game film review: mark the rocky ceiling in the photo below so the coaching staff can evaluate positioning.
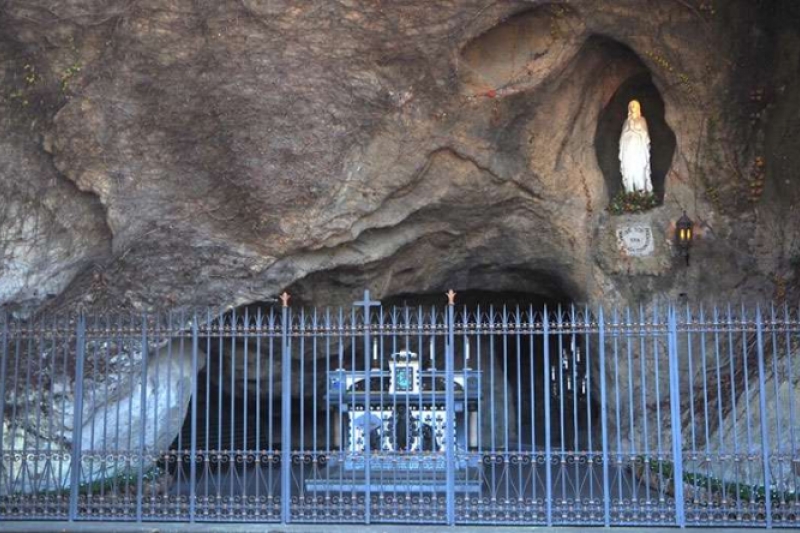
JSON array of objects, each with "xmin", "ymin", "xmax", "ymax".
[{"xmin": 1, "ymin": 0, "xmax": 799, "ymax": 313}]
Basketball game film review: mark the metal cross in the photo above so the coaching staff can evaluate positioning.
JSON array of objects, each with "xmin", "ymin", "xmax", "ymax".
[{"xmin": 354, "ymin": 289, "xmax": 381, "ymax": 316}]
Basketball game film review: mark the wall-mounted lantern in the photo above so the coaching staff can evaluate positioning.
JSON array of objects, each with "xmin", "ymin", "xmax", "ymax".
[{"xmin": 675, "ymin": 211, "xmax": 694, "ymax": 265}]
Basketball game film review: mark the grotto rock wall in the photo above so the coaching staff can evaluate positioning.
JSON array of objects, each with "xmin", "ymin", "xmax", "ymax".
[
  {"xmin": 2, "ymin": 0, "xmax": 800, "ymax": 486},
  {"xmin": 0, "ymin": 0, "xmax": 797, "ymax": 313}
]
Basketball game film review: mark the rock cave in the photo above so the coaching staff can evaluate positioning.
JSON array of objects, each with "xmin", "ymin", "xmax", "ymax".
[{"xmin": 2, "ymin": 0, "xmax": 800, "ymax": 528}]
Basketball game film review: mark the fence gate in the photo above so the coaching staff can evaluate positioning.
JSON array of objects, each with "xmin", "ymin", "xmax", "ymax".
[{"xmin": 1, "ymin": 293, "xmax": 798, "ymax": 527}]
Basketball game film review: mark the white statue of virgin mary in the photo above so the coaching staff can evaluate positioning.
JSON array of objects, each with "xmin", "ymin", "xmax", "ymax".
[{"xmin": 619, "ymin": 100, "xmax": 653, "ymax": 194}]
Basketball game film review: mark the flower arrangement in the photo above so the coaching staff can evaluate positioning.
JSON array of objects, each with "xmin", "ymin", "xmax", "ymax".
[{"xmin": 607, "ymin": 190, "xmax": 658, "ymax": 215}]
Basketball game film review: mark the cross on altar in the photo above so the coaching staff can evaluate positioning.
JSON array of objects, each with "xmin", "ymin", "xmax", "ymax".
[{"xmin": 354, "ymin": 289, "xmax": 381, "ymax": 316}]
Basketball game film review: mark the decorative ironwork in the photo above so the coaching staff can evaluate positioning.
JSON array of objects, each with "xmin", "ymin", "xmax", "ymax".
[{"xmin": 1, "ymin": 297, "xmax": 799, "ymax": 527}]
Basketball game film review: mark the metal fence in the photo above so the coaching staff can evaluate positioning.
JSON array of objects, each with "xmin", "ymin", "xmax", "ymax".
[{"xmin": 1, "ymin": 291, "xmax": 799, "ymax": 527}]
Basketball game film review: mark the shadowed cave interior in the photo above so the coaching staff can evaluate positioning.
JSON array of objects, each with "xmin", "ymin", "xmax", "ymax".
[{"xmin": 172, "ymin": 287, "xmax": 601, "ymax": 455}]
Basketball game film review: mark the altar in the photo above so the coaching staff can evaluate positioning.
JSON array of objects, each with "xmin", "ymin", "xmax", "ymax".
[{"xmin": 305, "ymin": 349, "xmax": 483, "ymax": 493}]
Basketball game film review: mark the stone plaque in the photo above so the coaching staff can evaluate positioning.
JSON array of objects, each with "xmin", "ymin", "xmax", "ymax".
[{"xmin": 616, "ymin": 225, "xmax": 654, "ymax": 257}]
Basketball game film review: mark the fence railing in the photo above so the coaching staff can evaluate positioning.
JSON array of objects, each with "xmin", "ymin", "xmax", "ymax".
[{"xmin": 1, "ymin": 293, "xmax": 799, "ymax": 527}]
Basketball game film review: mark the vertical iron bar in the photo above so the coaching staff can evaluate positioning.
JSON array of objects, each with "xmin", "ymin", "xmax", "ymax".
[
  {"xmin": 20, "ymin": 314, "xmax": 36, "ymax": 502},
  {"xmin": 612, "ymin": 309, "xmax": 623, "ymax": 504},
  {"xmin": 203, "ymin": 309, "xmax": 212, "ymax": 508},
  {"xmin": 489, "ymin": 305, "xmax": 497, "ymax": 501},
  {"xmin": 178, "ymin": 310, "xmax": 187, "ymax": 519},
  {"xmin": 69, "ymin": 314, "xmax": 86, "ymax": 521},
  {"xmin": 769, "ymin": 304, "xmax": 784, "ymax": 510},
  {"xmin": 417, "ymin": 306, "xmax": 424, "ymax": 511},
  {"xmin": 785, "ymin": 303, "xmax": 798, "ymax": 498},
  {"xmin": 638, "ymin": 305, "xmax": 650, "ymax": 505},
  {"xmin": 556, "ymin": 307, "xmax": 566, "ymax": 507},
  {"xmin": 268, "ymin": 308, "xmax": 275, "ymax": 508},
  {"xmin": 0, "ymin": 312, "xmax": 8, "ymax": 500},
  {"xmin": 699, "ymin": 306, "xmax": 712, "ymax": 491},
  {"xmin": 323, "ymin": 308, "xmax": 330, "ymax": 498},
  {"xmin": 229, "ymin": 309, "xmax": 237, "ymax": 501},
  {"xmin": 570, "ymin": 306, "xmax": 579, "ymax": 494},
  {"xmin": 624, "ymin": 307, "xmax": 636, "ymax": 507},
  {"xmin": 255, "ymin": 308, "xmax": 263, "ymax": 506},
  {"xmin": 727, "ymin": 305, "xmax": 742, "ymax": 514},
  {"xmin": 100, "ymin": 316, "xmax": 111, "ymax": 508},
  {"xmin": 668, "ymin": 306, "xmax": 685, "ymax": 527},
  {"xmin": 243, "ymin": 309, "xmax": 250, "ymax": 498},
  {"xmin": 7, "ymin": 319, "xmax": 22, "ymax": 498},
  {"xmin": 350, "ymin": 307, "xmax": 357, "ymax": 509},
  {"xmin": 124, "ymin": 312, "xmax": 136, "ymax": 506},
  {"xmin": 543, "ymin": 306, "xmax": 552, "ymax": 526},
  {"xmin": 741, "ymin": 304, "xmax": 754, "ymax": 513},
  {"xmin": 312, "ymin": 309, "xmax": 318, "ymax": 488},
  {"xmin": 529, "ymin": 304, "xmax": 537, "ymax": 508},
  {"xmin": 583, "ymin": 306, "xmax": 594, "ymax": 511},
  {"xmin": 476, "ymin": 305, "xmax": 482, "ymax": 458},
  {"xmin": 502, "ymin": 306, "xmax": 510, "ymax": 501},
  {"xmin": 755, "ymin": 307, "xmax": 772, "ymax": 528},
  {"xmin": 686, "ymin": 304, "xmax": 697, "ymax": 513},
  {"xmin": 598, "ymin": 307, "xmax": 610, "ymax": 527},
  {"xmin": 189, "ymin": 314, "xmax": 199, "ymax": 522},
  {"xmin": 136, "ymin": 313, "xmax": 149, "ymax": 522},
  {"xmin": 712, "ymin": 306, "xmax": 725, "ymax": 494},
  {"xmin": 30, "ymin": 315, "xmax": 43, "ymax": 503},
  {"xmin": 355, "ymin": 290, "xmax": 380, "ymax": 524},
  {"xmin": 17, "ymin": 318, "xmax": 30, "ymax": 502},
  {"xmin": 376, "ymin": 309, "xmax": 383, "ymax": 514},
  {"xmin": 294, "ymin": 307, "xmax": 307, "ymax": 503},
  {"xmin": 281, "ymin": 296, "xmax": 292, "ymax": 524},
  {"xmin": 446, "ymin": 293, "xmax": 456, "ymax": 525},
  {"xmin": 216, "ymin": 309, "xmax": 224, "ymax": 518},
  {"xmin": 515, "ymin": 306, "xmax": 523, "ymax": 510},
  {"xmin": 652, "ymin": 306, "xmax": 664, "ymax": 507},
  {"xmin": 157, "ymin": 314, "xmax": 166, "ymax": 514},
  {"xmin": 159, "ymin": 312, "xmax": 167, "ymax": 514}
]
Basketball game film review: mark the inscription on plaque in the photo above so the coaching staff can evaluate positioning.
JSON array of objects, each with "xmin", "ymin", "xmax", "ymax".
[{"xmin": 616, "ymin": 225, "xmax": 654, "ymax": 257}]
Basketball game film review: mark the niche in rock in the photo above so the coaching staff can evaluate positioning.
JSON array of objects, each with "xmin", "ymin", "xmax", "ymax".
[
  {"xmin": 595, "ymin": 69, "xmax": 676, "ymax": 205},
  {"xmin": 459, "ymin": 2, "xmax": 583, "ymax": 95}
]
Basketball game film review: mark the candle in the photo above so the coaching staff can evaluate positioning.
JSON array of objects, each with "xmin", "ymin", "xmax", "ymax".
[
  {"xmin": 373, "ymin": 338, "xmax": 378, "ymax": 361},
  {"xmin": 465, "ymin": 340, "xmax": 470, "ymax": 361}
]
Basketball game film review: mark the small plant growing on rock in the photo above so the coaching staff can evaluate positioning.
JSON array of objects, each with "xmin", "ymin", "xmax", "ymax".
[
  {"xmin": 60, "ymin": 62, "xmax": 82, "ymax": 93},
  {"xmin": 8, "ymin": 64, "xmax": 40, "ymax": 108},
  {"xmin": 607, "ymin": 190, "xmax": 658, "ymax": 215}
]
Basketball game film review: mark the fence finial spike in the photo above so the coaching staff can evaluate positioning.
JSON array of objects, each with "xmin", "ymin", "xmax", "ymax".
[
  {"xmin": 446, "ymin": 289, "xmax": 457, "ymax": 306},
  {"xmin": 280, "ymin": 292, "xmax": 290, "ymax": 308}
]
